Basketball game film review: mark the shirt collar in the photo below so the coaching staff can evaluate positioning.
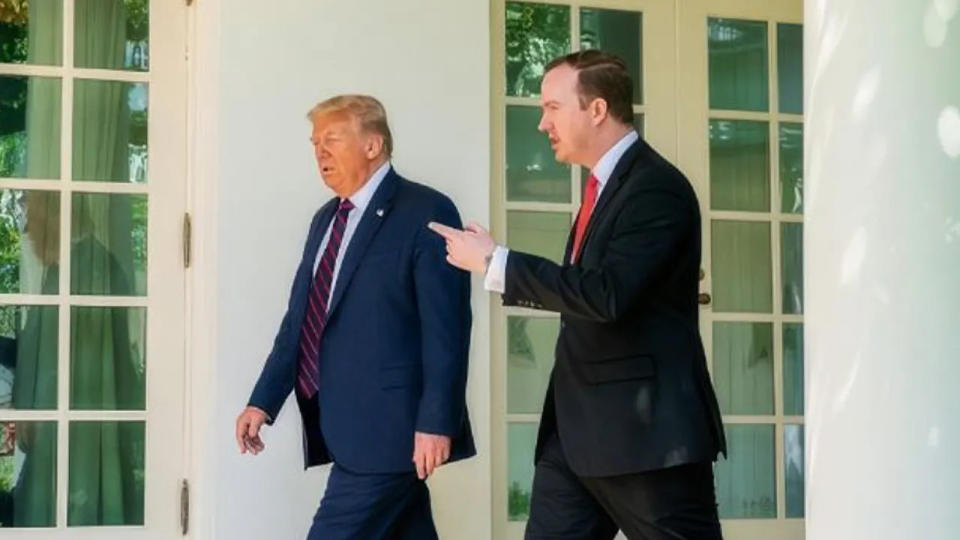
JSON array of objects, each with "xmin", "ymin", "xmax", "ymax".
[
  {"xmin": 590, "ymin": 130, "xmax": 639, "ymax": 190},
  {"xmin": 343, "ymin": 161, "xmax": 391, "ymax": 213}
]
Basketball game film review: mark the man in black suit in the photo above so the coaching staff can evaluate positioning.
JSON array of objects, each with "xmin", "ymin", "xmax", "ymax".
[{"xmin": 430, "ymin": 50, "xmax": 726, "ymax": 539}]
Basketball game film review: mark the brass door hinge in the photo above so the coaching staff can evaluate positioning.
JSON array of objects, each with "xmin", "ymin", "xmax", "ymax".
[
  {"xmin": 180, "ymin": 478, "xmax": 190, "ymax": 535},
  {"xmin": 183, "ymin": 213, "xmax": 192, "ymax": 269}
]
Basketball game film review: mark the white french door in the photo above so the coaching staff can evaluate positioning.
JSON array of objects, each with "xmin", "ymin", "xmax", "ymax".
[
  {"xmin": 677, "ymin": 1, "xmax": 805, "ymax": 538},
  {"xmin": 0, "ymin": 0, "xmax": 187, "ymax": 537}
]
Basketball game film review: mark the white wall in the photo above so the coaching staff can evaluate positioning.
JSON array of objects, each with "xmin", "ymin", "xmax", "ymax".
[
  {"xmin": 805, "ymin": 0, "xmax": 960, "ymax": 538},
  {"xmin": 191, "ymin": 1, "xmax": 492, "ymax": 538}
]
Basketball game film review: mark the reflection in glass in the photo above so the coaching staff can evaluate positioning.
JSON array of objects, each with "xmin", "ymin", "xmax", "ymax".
[
  {"xmin": 71, "ymin": 307, "xmax": 146, "ymax": 411},
  {"xmin": 507, "ymin": 423, "xmax": 538, "ymax": 521},
  {"xmin": 780, "ymin": 123, "xmax": 803, "ymax": 213},
  {"xmin": 74, "ymin": 0, "xmax": 150, "ymax": 71},
  {"xmin": 0, "ymin": 0, "xmax": 63, "ymax": 66},
  {"xmin": 508, "ymin": 317, "xmax": 559, "ymax": 414},
  {"xmin": 713, "ymin": 322, "xmax": 773, "ymax": 415},
  {"xmin": 781, "ymin": 223, "xmax": 803, "ymax": 314},
  {"xmin": 68, "ymin": 421, "xmax": 144, "ymax": 526},
  {"xmin": 0, "ymin": 190, "xmax": 60, "ymax": 295},
  {"xmin": 0, "ymin": 76, "xmax": 61, "ymax": 179},
  {"xmin": 711, "ymin": 220, "xmax": 772, "ymax": 313},
  {"xmin": 0, "ymin": 305, "xmax": 58, "ymax": 410},
  {"xmin": 507, "ymin": 211, "xmax": 570, "ymax": 264},
  {"xmin": 580, "ymin": 8, "xmax": 642, "ymax": 104},
  {"xmin": 709, "ymin": 18, "xmax": 769, "ymax": 111},
  {"xmin": 71, "ymin": 193, "xmax": 147, "ymax": 296},
  {"xmin": 715, "ymin": 424, "xmax": 776, "ymax": 519},
  {"xmin": 507, "ymin": 106, "xmax": 570, "ymax": 203},
  {"xmin": 73, "ymin": 80, "xmax": 149, "ymax": 183},
  {"xmin": 785, "ymin": 424, "xmax": 805, "ymax": 518},
  {"xmin": 783, "ymin": 323, "xmax": 804, "ymax": 416},
  {"xmin": 505, "ymin": 2, "xmax": 570, "ymax": 97},
  {"xmin": 710, "ymin": 120, "xmax": 770, "ymax": 212},
  {"xmin": 778, "ymin": 24, "xmax": 803, "ymax": 114},
  {"xmin": 0, "ymin": 421, "xmax": 57, "ymax": 527}
]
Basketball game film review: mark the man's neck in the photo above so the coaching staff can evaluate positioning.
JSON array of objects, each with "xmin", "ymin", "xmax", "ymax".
[
  {"xmin": 337, "ymin": 158, "xmax": 388, "ymax": 199},
  {"xmin": 583, "ymin": 126, "xmax": 633, "ymax": 170}
]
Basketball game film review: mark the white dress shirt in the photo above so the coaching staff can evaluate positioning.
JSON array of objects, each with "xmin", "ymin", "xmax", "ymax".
[
  {"xmin": 484, "ymin": 130, "xmax": 639, "ymax": 293},
  {"xmin": 313, "ymin": 161, "xmax": 391, "ymax": 303}
]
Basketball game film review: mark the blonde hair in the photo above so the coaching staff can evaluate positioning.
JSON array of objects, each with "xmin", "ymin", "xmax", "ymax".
[{"xmin": 306, "ymin": 95, "xmax": 393, "ymax": 158}]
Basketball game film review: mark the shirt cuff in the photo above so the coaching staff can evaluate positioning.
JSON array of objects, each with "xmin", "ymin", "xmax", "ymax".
[{"xmin": 483, "ymin": 246, "xmax": 509, "ymax": 294}]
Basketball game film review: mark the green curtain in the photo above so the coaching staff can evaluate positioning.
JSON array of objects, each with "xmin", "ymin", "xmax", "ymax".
[
  {"xmin": 716, "ymin": 425, "xmax": 776, "ymax": 518},
  {"xmin": 68, "ymin": 0, "xmax": 142, "ymax": 527},
  {"xmin": 6, "ymin": 0, "xmax": 63, "ymax": 527}
]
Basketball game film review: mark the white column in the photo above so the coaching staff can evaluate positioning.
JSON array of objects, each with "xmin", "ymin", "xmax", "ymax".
[{"xmin": 806, "ymin": 0, "xmax": 960, "ymax": 538}]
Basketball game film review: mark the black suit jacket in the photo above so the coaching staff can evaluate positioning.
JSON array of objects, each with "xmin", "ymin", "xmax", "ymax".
[{"xmin": 504, "ymin": 138, "xmax": 726, "ymax": 477}]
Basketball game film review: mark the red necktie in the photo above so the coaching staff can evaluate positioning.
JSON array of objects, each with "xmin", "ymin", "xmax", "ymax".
[
  {"xmin": 297, "ymin": 198, "xmax": 354, "ymax": 398},
  {"xmin": 571, "ymin": 174, "xmax": 599, "ymax": 262}
]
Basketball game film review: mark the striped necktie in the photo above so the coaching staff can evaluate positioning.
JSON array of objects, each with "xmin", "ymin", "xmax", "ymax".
[{"xmin": 297, "ymin": 198, "xmax": 354, "ymax": 398}]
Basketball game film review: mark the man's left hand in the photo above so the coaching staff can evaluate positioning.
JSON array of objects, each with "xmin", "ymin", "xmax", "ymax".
[
  {"xmin": 427, "ymin": 222, "xmax": 495, "ymax": 274},
  {"xmin": 413, "ymin": 432, "xmax": 452, "ymax": 480}
]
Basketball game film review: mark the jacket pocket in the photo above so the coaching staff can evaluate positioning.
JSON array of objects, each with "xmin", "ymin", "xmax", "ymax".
[
  {"xmin": 379, "ymin": 365, "xmax": 420, "ymax": 390},
  {"xmin": 583, "ymin": 354, "xmax": 655, "ymax": 384}
]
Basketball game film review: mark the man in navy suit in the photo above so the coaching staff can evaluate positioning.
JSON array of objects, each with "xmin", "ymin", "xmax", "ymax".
[{"xmin": 235, "ymin": 95, "xmax": 474, "ymax": 539}]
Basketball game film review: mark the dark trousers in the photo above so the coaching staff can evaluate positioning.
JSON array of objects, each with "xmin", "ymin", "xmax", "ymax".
[
  {"xmin": 526, "ymin": 435, "xmax": 723, "ymax": 540},
  {"xmin": 307, "ymin": 463, "xmax": 437, "ymax": 540}
]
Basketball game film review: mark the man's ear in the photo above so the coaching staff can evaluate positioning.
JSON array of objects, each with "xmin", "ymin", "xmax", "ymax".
[
  {"xmin": 590, "ymin": 97, "xmax": 609, "ymax": 126},
  {"xmin": 366, "ymin": 134, "xmax": 385, "ymax": 159}
]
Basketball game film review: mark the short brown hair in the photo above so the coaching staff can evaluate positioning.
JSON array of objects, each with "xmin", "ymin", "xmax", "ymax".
[
  {"xmin": 306, "ymin": 94, "xmax": 394, "ymax": 157},
  {"xmin": 545, "ymin": 50, "xmax": 633, "ymax": 125}
]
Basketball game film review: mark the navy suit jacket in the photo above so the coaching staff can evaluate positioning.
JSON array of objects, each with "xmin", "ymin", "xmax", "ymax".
[{"xmin": 248, "ymin": 169, "xmax": 475, "ymax": 473}]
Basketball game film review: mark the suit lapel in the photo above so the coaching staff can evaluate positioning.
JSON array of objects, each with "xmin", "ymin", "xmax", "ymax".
[
  {"xmin": 576, "ymin": 139, "xmax": 644, "ymax": 260},
  {"xmin": 325, "ymin": 170, "xmax": 399, "ymax": 318}
]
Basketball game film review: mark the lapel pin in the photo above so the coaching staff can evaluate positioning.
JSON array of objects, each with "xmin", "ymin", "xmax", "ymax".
[{"xmin": 376, "ymin": 208, "xmax": 385, "ymax": 217}]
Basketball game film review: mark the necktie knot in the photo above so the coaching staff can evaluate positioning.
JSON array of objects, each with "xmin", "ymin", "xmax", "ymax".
[{"xmin": 339, "ymin": 199, "xmax": 355, "ymax": 213}]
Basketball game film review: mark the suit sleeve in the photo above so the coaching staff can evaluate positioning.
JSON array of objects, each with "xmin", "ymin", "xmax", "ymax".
[
  {"xmin": 413, "ymin": 198, "xmax": 472, "ymax": 436},
  {"xmin": 504, "ymin": 186, "xmax": 691, "ymax": 323},
  {"xmin": 246, "ymin": 212, "xmax": 321, "ymax": 424}
]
